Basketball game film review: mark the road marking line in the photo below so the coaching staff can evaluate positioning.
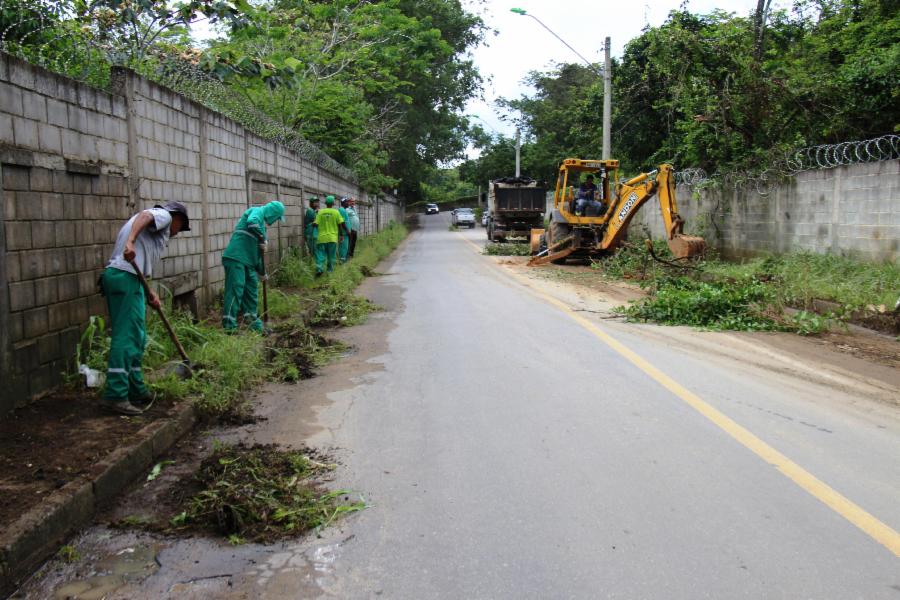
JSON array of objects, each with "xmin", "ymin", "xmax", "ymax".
[{"xmin": 465, "ymin": 233, "xmax": 900, "ymax": 557}]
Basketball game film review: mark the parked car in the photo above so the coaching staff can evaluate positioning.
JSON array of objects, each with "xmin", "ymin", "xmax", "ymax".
[
  {"xmin": 426, "ymin": 203, "xmax": 439, "ymax": 214},
  {"xmin": 451, "ymin": 207, "xmax": 476, "ymax": 228}
]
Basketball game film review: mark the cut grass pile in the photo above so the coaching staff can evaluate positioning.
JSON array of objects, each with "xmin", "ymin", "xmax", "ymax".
[
  {"xmin": 168, "ymin": 443, "xmax": 365, "ymax": 543},
  {"xmin": 268, "ymin": 320, "xmax": 346, "ymax": 382},
  {"xmin": 483, "ymin": 242, "xmax": 531, "ymax": 256},
  {"xmin": 593, "ymin": 242, "xmax": 899, "ymax": 334}
]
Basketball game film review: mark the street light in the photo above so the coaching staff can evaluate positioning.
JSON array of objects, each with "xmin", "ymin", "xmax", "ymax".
[{"xmin": 510, "ymin": 8, "xmax": 612, "ymax": 159}]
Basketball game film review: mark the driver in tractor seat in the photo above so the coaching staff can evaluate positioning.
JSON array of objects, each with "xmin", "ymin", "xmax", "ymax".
[{"xmin": 575, "ymin": 174, "xmax": 604, "ymax": 216}]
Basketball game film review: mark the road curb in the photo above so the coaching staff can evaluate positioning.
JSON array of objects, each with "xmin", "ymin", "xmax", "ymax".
[
  {"xmin": 0, "ymin": 401, "xmax": 196, "ymax": 597},
  {"xmin": 0, "ymin": 274, "xmax": 348, "ymax": 596}
]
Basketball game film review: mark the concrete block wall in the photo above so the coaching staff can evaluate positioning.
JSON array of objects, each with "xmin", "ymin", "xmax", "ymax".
[
  {"xmin": 630, "ymin": 159, "xmax": 899, "ymax": 262},
  {"xmin": 1, "ymin": 164, "xmax": 129, "ymax": 403},
  {"xmin": 0, "ymin": 53, "xmax": 403, "ymax": 415}
]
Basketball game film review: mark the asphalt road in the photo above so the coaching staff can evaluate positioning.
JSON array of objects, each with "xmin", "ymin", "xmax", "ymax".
[
  {"xmin": 312, "ymin": 213, "xmax": 899, "ymax": 599},
  {"xmin": 20, "ymin": 212, "xmax": 899, "ymax": 599}
]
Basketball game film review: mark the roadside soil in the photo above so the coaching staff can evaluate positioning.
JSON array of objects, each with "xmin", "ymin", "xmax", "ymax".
[
  {"xmin": 12, "ymin": 246, "xmax": 409, "ymax": 599},
  {"xmin": 493, "ymin": 256, "xmax": 900, "ymax": 403},
  {"xmin": 0, "ymin": 389, "xmax": 183, "ymax": 528}
]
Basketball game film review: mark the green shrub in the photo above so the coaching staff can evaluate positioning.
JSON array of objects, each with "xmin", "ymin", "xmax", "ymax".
[{"xmin": 620, "ymin": 276, "xmax": 779, "ymax": 331}]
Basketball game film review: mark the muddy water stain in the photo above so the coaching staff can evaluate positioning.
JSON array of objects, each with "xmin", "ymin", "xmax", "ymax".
[{"xmin": 53, "ymin": 545, "xmax": 160, "ymax": 599}]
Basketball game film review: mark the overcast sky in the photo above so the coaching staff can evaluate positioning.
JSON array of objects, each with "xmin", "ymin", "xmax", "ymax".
[{"xmin": 464, "ymin": 0, "xmax": 768, "ymax": 142}]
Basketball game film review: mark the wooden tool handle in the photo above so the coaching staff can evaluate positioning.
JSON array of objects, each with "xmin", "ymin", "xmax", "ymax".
[
  {"xmin": 259, "ymin": 245, "xmax": 269, "ymax": 324},
  {"xmin": 128, "ymin": 259, "xmax": 191, "ymax": 364}
]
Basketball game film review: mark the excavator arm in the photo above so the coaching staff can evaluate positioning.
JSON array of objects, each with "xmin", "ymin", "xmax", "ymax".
[{"xmin": 598, "ymin": 164, "xmax": 705, "ymax": 260}]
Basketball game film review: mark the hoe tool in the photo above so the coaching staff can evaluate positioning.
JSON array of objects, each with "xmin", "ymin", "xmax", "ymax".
[
  {"xmin": 129, "ymin": 259, "xmax": 195, "ymax": 379},
  {"xmin": 259, "ymin": 243, "xmax": 270, "ymax": 328}
]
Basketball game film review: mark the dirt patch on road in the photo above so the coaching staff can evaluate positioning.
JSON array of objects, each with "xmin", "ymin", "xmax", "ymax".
[
  {"xmin": 0, "ymin": 390, "xmax": 180, "ymax": 528},
  {"xmin": 761, "ymin": 329, "xmax": 900, "ymax": 373},
  {"xmin": 503, "ymin": 258, "xmax": 900, "ymax": 397},
  {"xmin": 494, "ymin": 257, "xmax": 646, "ymax": 308}
]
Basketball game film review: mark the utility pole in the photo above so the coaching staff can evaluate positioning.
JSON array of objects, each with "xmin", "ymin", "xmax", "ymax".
[
  {"xmin": 510, "ymin": 9, "xmax": 611, "ymax": 159},
  {"xmin": 602, "ymin": 37, "xmax": 612, "ymax": 159},
  {"xmin": 515, "ymin": 128, "xmax": 521, "ymax": 177}
]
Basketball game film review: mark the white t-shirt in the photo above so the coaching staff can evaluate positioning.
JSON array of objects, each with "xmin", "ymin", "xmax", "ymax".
[{"xmin": 107, "ymin": 208, "xmax": 172, "ymax": 277}]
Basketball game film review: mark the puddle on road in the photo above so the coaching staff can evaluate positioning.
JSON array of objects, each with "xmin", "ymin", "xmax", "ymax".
[
  {"xmin": 53, "ymin": 545, "xmax": 159, "ymax": 600},
  {"xmin": 239, "ymin": 537, "xmax": 348, "ymax": 598}
]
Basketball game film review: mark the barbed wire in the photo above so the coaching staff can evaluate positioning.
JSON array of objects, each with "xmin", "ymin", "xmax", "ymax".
[
  {"xmin": 783, "ymin": 135, "xmax": 900, "ymax": 172},
  {"xmin": 673, "ymin": 168, "xmax": 709, "ymax": 186},
  {"xmin": 0, "ymin": 0, "xmax": 357, "ymax": 183},
  {"xmin": 675, "ymin": 134, "xmax": 900, "ymax": 196}
]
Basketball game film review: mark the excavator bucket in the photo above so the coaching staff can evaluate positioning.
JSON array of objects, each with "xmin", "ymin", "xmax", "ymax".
[
  {"xmin": 667, "ymin": 234, "xmax": 706, "ymax": 260},
  {"xmin": 530, "ymin": 228, "xmax": 545, "ymax": 255}
]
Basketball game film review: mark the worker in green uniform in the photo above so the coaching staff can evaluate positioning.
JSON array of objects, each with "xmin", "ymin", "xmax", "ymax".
[
  {"xmin": 304, "ymin": 197, "xmax": 319, "ymax": 257},
  {"xmin": 313, "ymin": 196, "xmax": 348, "ymax": 276},
  {"xmin": 221, "ymin": 201, "xmax": 285, "ymax": 332},
  {"xmin": 101, "ymin": 201, "xmax": 190, "ymax": 415},
  {"xmin": 337, "ymin": 197, "xmax": 351, "ymax": 263},
  {"xmin": 346, "ymin": 197, "xmax": 360, "ymax": 258}
]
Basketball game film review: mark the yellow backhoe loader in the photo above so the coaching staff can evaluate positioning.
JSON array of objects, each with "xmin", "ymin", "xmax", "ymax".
[{"xmin": 529, "ymin": 159, "xmax": 706, "ymax": 265}]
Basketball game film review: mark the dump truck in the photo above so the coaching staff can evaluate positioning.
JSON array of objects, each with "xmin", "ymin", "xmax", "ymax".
[
  {"xmin": 529, "ymin": 159, "xmax": 705, "ymax": 265},
  {"xmin": 485, "ymin": 176, "xmax": 548, "ymax": 243}
]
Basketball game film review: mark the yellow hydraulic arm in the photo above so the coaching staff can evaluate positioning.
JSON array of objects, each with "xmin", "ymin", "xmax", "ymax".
[{"xmin": 598, "ymin": 164, "xmax": 705, "ymax": 259}]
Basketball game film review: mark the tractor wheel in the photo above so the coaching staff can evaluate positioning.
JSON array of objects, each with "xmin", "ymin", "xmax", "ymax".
[{"xmin": 548, "ymin": 219, "xmax": 571, "ymax": 265}]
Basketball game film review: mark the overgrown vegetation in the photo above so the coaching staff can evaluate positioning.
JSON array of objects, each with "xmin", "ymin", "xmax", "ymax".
[
  {"xmin": 168, "ymin": 443, "xmax": 364, "ymax": 543},
  {"xmin": 273, "ymin": 221, "xmax": 407, "ymax": 327},
  {"xmin": 597, "ymin": 242, "xmax": 898, "ymax": 335},
  {"xmin": 72, "ymin": 223, "xmax": 407, "ymax": 419},
  {"xmin": 483, "ymin": 243, "xmax": 531, "ymax": 256}
]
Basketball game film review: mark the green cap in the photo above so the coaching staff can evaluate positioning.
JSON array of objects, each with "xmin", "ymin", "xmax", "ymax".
[{"xmin": 325, "ymin": 195, "xmax": 335, "ymax": 205}]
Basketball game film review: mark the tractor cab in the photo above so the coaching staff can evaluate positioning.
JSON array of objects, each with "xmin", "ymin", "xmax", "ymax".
[{"xmin": 554, "ymin": 158, "xmax": 620, "ymax": 226}]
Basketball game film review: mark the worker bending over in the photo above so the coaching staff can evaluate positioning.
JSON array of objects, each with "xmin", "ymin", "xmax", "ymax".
[
  {"xmin": 101, "ymin": 201, "xmax": 190, "ymax": 415},
  {"xmin": 222, "ymin": 201, "xmax": 285, "ymax": 332}
]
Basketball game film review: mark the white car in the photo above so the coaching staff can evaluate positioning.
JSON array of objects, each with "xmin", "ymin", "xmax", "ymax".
[
  {"xmin": 426, "ymin": 203, "xmax": 439, "ymax": 214},
  {"xmin": 451, "ymin": 207, "xmax": 476, "ymax": 228}
]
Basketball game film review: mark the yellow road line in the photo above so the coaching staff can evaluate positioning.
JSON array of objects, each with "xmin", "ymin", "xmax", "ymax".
[{"xmin": 466, "ymin": 233, "xmax": 900, "ymax": 557}]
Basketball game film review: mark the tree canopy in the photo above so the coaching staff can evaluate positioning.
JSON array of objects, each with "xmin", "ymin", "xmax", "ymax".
[
  {"xmin": 459, "ymin": 0, "xmax": 899, "ymax": 188},
  {"xmin": 1, "ymin": 0, "xmax": 485, "ymax": 196}
]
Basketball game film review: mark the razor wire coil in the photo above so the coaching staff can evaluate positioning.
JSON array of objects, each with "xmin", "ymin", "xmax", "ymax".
[{"xmin": 675, "ymin": 134, "xmax": 900, "ymax": 195}]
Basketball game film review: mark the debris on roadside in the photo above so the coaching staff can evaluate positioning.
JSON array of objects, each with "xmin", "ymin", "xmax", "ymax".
[
  {"xmin": 166, "ymin": 444, "xmax": 363, "ymax": 543},
  {"xmin": 267, "ymin": 321, "xmax": 346, "ymax": 382},
  {"xmin": 483, "ymin": 243, "xmax": 532, "ymax": 256}
]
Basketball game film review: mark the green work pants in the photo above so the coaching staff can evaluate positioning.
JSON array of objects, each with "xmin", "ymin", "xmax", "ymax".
[
  {"xmin": 305, "ymin": 231, "xmax": 317, "ymax": 257},
  {"xmin": 102, "ymin": 267, "xmax": 149, "ymax": 401},
  {"xmin": 339, "ymin": 234, "xmax": 350, "ymax": 263},
  {"xmin": 222, "ymin": 258, "xmax": 262, "ymax": 332},
  {"xmin": 315, "ymin": 242, "xmax": 337, "ymax": 273}
]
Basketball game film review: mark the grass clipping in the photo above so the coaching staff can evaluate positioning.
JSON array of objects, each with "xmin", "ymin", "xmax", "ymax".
[
  {"xmin": 170, "ymin": 444, "xmax": 365, "ymax": 544},
  {"xmin": 483, "ymin": 242, "xmax": 531, "ymax": 256},
  {"xmin": 601, "ymin": 241, "xmax": 900, "ymax": 335}
]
